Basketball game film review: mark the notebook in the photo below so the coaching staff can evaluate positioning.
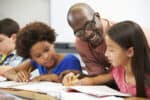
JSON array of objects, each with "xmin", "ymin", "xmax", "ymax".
[
  {"xmin": 0, "ymin": 81, "xmax": 130, "ymax": 100},
  {"xmin": 65, "ymin": 85, "xmax": 130, "ymax": 98}
]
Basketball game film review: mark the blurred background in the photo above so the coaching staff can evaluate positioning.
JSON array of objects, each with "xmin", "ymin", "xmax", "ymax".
[
  {"xmin": 0, "ymin": 0, "xmax": 150, "ymax": 43},
  {"xmin": 0, "ymin": 0, "xmax": 149, "ymax": 64}
]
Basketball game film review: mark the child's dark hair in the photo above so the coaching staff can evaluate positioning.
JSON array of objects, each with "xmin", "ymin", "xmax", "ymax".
[
  {"xmin": 108, "ymin": 20, "xmax": 150, "ymax": 97},
  {"xmin": 16, "ymin": 22, "xmax": 56, "ymax": 59},
  {"xmin": 0, "ymin": 18, "xmax": 20, "ymax": 37}
]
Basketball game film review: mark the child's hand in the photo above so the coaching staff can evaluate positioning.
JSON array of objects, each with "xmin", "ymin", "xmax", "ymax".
[
  {"xmin": 62, "ymin": 72, "xmax": 75, "ymax": 86},
  {"xmin": 59, "ymin": 70, "xmax": 80, "ymax": 81},
  {"xmin": 63, "ymin": 72, "xmax": 94, "ymax": 86},
  {"xmin": 16, "ymin": 71, "xmax": 30, "ymax": 82},
  {"xmin": 62, "ymin": 72, "xmax": 81, "ymax": 86}
]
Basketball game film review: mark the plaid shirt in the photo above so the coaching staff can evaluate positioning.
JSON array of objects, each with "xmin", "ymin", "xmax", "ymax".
[{"xmin": 1, "ymin": 50, "xmax": 24, "ymax": 67}]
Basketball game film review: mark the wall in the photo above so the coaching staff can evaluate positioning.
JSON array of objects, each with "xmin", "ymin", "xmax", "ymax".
[
  {"xmin": 0, "ymin": 0, "xmax": 50, "ymax": 27},
  {"xmin": 0, "ymin": 0, "xmax": 149, "ymax": 43},
  {"xmin": 51, "ymin": 0, "xmax": 150, "ymax": 43}
]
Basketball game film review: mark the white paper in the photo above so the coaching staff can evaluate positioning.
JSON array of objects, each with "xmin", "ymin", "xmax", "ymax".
[
  {"xmin": 11, "ymin": 81, "xmax": 63, "ymax": 93},
  {"xmin": 66, "ymin": 86, "xmax": 130, "ymax": 97},
  {"xmin": 0, "ymin": 81, "xmax": 26, "ymax": 88},
  {"xmin": 59, "ymin": 91, "xmax": 123, "ymax": 100},
  {"xmin": 0, "ymin": 76, "xmax": 7, "ymax": 82},
  {"xmin": 60, "ymin": 91, "xmax": 102, "ymax": 100},
  {"xmin": 0, "ymin": 81, "xmax": 129, "ymax": 100},
  {"xmin": 30, "ymin": 69, "xmax": 39, "ymax": 79}
]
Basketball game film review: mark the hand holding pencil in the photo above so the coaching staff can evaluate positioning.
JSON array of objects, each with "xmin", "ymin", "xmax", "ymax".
[
  {"xmin": 62, "ymin": 72, "xmax": 81, "ymax": 86},
  {"xmin": 15, "ymin": 70, "xmax": 30, "ymax": 82},
  {"xmin": 62, "ymin": 72, "xmax": 97, "ymax": 86}
]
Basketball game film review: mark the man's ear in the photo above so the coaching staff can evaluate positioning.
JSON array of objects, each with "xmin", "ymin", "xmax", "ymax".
[
  {"xmin": 127, "ymin": 47, "xmax": 134, "ymax": 58},
  {"xmin": 10, "ymin": 33, "xmax": 17, "ymax": 42}
]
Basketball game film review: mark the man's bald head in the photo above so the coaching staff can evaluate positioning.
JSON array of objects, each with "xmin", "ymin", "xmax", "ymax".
[
  {"xmin": 67, "ymin": 3, "xmax": 104, "ymax": 47},
  {"xmin": 67, "ymin": 3, "xmax": 95, "ymax": 30}
]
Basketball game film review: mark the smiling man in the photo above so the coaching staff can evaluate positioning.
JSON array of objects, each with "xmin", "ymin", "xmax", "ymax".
[{"xmin": 67, "ymin": 3, "xmax": 113, "ymax": 75}]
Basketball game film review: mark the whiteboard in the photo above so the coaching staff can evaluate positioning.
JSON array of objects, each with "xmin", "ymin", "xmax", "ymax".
[
  {"xmin": 0, "ymin": 0, "xmax": 50, "ymax": 27},
  {"xmin": 50, "ymin": 0, "xmax": 150, "ymax": 43}
]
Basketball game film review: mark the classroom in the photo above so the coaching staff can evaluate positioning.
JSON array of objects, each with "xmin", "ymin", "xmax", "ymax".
[{"xmin": 0, "ymin": 0, "xmax": 150, "ymax": 100}]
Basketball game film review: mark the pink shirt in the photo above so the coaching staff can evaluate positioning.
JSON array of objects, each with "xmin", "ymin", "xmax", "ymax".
[
  {"xmin": 111, "ymin": 66, "xmax": 150, "ymax": 98},
  {"xmin": 75, "ymin": 38, "xmax": 110, "ymax": 75}
]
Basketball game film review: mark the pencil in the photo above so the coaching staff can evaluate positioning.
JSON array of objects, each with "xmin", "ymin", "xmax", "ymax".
[
  {"xmin": 72, "ymin": 74, "xmax": 80, "ymax": 81},
  {"xmin": 64, "ymin": 74, "xmax": 80, "ymax": 86}
]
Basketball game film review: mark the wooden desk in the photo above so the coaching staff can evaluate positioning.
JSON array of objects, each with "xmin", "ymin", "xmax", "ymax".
[{"xmin": 0, "ymin": 88, "xmax": 56, "ymax": 100}]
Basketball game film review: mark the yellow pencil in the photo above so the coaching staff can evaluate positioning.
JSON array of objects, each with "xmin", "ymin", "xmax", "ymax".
[
  {"xmin": 64, "ymin": 74, "xmax": 79, "ymax": 86},
  {"xmin": 72, "ymin": 74, "xmax": 80, "ymax": 81}
]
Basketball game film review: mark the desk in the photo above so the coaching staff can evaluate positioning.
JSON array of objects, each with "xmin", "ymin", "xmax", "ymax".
[{"xmin": 0, "ymin": 88, "xmax": 56, "ymax": 100}]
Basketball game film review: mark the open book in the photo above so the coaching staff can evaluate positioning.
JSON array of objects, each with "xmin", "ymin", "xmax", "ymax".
[
  {"xmin": 65, "ymin": 86, "xmax": 130, "ymax": 98},
  {"xmin": 0, "ymin": 81, "xmax": 130, "ymax": 100}
]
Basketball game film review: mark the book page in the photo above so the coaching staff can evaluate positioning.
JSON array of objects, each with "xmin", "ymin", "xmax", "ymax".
[
  {"xmin": 0, "ymin": 76, "xmax": 7, "ymax": 82},
  {"xmin": 11, "ymin": 81, "xmax": 63, "ymax": 93},
  {"xmin": 0, "ymin": 81, "xmax": 129, "ymax": 99},
  {"xmin": 60, "ymin": 91, "xmax": 123, "ymax": 100},
  {"xmin": 66, "ymin": 86, "xmax": 130, "ymax": 97},
  {"xmin": 0, "ymin": 81, "xmax": 63, "ymax": 93},
  {"xmin": 0, "ymin": 81, "xmax": 26, "ymax": 88}
]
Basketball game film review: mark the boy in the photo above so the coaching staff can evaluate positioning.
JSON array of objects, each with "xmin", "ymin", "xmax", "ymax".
[{"xmin": 0, "ymin": 18, "xmax": 24, "ymax": 66}]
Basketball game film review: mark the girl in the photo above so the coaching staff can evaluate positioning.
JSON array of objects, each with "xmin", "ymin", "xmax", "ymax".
[
  {"xmin": 4, "ymin": 22, "xmax": 82, "ymax": 82},
  {"xmin": 63, "ymin": 21, "xmax": 150, "ymax": 99}
]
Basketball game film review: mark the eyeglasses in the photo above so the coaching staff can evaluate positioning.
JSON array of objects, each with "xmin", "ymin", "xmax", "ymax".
[{"xmin": 74, "ymin": 14, "xmax": 96, "ymax": 37}]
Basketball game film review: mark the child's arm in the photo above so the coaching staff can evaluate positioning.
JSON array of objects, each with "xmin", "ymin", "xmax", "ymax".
[
  {"xmin": 125, "ymin": 97, "xmax": 149, "ymax": 100},
  {"xmin": 3, "ymin": 59, "xmax": 34, "ymax": 82},
  {"xmin": 0, "ymin": 66, "xmax": 13, "ymax": 76},
  {"xmin": 30, "ymin": 74, "xmax": 60, "ymax": 82},
  {"xmin": 90, "ymin": 72, "xmax": 113, "ymax": 85},
  {"xmin": 62, "ymin": 72, "xmax": 113, "ymax": 86}
]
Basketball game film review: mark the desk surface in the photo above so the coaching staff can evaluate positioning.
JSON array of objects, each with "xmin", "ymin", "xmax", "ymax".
[{"xmin": 0, "ymin": 88, "xmax": 56, "ymax": 100}]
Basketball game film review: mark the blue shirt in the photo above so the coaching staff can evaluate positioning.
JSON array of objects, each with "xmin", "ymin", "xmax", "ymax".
[{"xmin": 31, "ymin": 54, "xmax": 82, "ymax": 75}]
